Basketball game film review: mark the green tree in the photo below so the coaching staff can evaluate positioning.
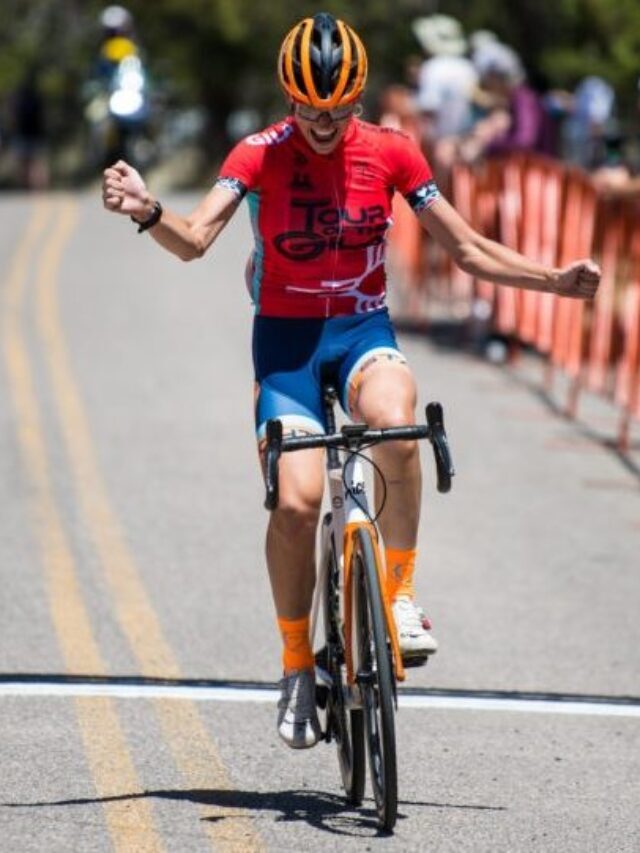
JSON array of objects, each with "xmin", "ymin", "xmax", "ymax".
[{"xmin": 1, "ymin": 1, "xmax": 639, "ymax": 181}]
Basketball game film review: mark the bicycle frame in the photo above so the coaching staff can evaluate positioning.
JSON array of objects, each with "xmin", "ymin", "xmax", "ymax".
[
  {"xmin": 311, "ymin": 429, "xmax": 406, "ymax": 687},
  {"xmin": 263, "ymin": 386, "xmax": 454, "ymax": 690},
  {"xmin": 263, "ymin": 387, "xmax": 454, "ymax": 831}
]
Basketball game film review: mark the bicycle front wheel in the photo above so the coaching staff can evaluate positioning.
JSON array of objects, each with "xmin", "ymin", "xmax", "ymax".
[
  {"xmin": 320, "ymin": 515, "xmax": 365, "ymax": 805},
  {"xmin": 352, "ymin": 526, "xmax": 398, "ymax": 832}
]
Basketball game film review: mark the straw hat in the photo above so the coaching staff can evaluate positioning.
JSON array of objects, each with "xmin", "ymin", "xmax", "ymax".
[{"xmin": 412, "ymin": 15, "xmax": 467, "ymax": 57}]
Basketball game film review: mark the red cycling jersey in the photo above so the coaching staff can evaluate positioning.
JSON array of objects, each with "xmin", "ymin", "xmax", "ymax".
[{"xmin": 216, "ymin": 117, "xmax": 440, "ymax": 317}]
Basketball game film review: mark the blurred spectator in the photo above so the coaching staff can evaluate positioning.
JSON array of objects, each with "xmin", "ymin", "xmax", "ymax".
[
  {"xmin": 591, "ymin": 78, "xmax": 640, "ymax": 198},
  {"xmin": 9, "ymin": 69, "xmax": 49, "ymax": 190},
  {"xmin": 411, "ymin": 15, "xmax": 477, "ymax": 156},
  {"xmin": 556, "ymin": 76, "xmax": 617, "ymax": 169},
  {"xmin": 459, "ymin": 43, "xmax": 556, "ymax": 162},
  {"xmin": 402, "ymin": 54, "xmax": 423, "ymax": 97},
  {"xmin": 469, "ymin": 29, "xmax": 503, "ymax": 89},
  {"xmin": 379, "ymin": 85, "xmax": 421, "ymax": 140},
  {"xmin": 84, "ymin": 5, "xmax": 153, "ymax": 170},
  {"xmin": 96, "ymin": 5, "xmax": 139, "ymax": 88}
]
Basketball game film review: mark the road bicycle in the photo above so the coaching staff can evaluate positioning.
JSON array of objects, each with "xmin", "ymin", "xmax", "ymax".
[{"xmin": 264, "ymin": 383, "xmax": 454, "ymax": 832}]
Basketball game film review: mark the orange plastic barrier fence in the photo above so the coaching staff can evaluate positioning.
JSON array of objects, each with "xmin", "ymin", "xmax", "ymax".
[
  {"xmin": 427, "ymin": 153, "xmax": 639, "ymax": 450},
  {"xmin": 614, "ymin": 212, "xmax": 640, "ymax": 449}
]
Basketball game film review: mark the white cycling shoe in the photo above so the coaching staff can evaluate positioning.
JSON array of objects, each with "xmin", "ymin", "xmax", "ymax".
[
  {"xmin": 392, "ymin": 595, "xmax": 438, "ymax": 663},
  {"xmin": 277, "ymin": 668, "xmax": 321, "ymax": 749}
]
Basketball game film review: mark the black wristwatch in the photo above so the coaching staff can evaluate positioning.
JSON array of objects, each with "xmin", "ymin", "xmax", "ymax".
[{"xmin": 131, "ymin": 200, "xmax": 163, "ymax": 233}]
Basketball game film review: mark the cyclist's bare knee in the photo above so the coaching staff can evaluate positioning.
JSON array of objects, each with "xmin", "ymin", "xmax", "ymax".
[
  {"xmin": 352, "ymin": 361, "xmax": 416, "ymax": 429},
  {"xmin": 263, "ymin": 445, "xmax": 324, "ymax": 536},
  {"xmin": 270, "ymin": 493, "xmax": 321, "ymax": 538},
  {"xmin": 354, "ymin": 366, "xmax": 419, "ymax": 466}
]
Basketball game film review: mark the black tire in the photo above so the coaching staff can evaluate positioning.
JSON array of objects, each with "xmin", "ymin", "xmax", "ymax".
[
  {"xmin": 353, "ymin": 526, "xmax": 398, "ymax": 832},
  {"xmin": 321, "ymin": 514, "xmax": 365, "ymax": 805}
]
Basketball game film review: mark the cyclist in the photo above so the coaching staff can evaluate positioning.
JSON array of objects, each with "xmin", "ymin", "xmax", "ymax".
[{"xmin": 102, "ymin": 13, "xmax": 600, "ymax": 750}]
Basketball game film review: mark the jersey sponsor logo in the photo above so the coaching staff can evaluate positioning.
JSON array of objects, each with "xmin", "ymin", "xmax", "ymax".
[
  {"xmin": 346, "ymin": 481, "xmax": 365, "ymax": 497},
  {"xmin": 273, "ymin": 198, "xmax": 389, "ymax": 261},
  {"xmin": 352, "ymin": 159, "xmax": 377, "ymax": 181},
  {"xmin": 405, "ymin": 179, "xmax": 440, "ymax": 213},
  {"xmin": 285, "ymin": 244, "xmax": 387, "ymax": 314},
  {"xmin": 289, "ymin": 171, "xmax": 314, "ymax": 191},
  {"xmin": 215, "ymin": 175, "xmax": 248, "ymax": 198},
  {"xmin": 246, "ymin": 122, "xmax": 294, "ymax": 147}
]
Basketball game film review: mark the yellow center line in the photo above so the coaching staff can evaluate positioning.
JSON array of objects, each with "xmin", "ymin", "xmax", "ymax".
[
  {"xmin": 36, "ymin": 198, "xmax": 262, "ymax": 851},
  {"xmin": 2, "ymin": 199, "xmax": 164, "ymax": 852}
]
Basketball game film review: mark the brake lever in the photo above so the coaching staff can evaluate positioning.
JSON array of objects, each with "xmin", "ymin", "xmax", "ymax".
[
  {"xmin": 264, "ymin": 418, "xmax": 283, "ymax": 510},
  {"xmin": 426, "ymin": 402, "xmax": 455, "ymax": 493}
]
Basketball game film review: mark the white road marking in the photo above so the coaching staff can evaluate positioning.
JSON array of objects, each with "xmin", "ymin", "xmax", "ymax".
[
  {"xmin": 1, "ymin": 681, "xmax": 639, "ymax": 718},
  {"xmin": 398, "ymin": 694, "xmax": 640, "ymax": 717}
]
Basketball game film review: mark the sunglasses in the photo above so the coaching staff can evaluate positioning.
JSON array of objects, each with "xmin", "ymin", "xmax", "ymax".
[{"xmin": 294, "ymin": 103, "xmax": 356, "ymax": 122}]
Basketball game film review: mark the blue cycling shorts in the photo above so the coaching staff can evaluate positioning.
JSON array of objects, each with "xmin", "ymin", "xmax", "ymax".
[{"xmin": 253, "ymin": 308, "xmax": 407, "ymax": 439}]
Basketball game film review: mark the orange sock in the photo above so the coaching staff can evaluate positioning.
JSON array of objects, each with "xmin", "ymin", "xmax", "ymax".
[
  {"xmin": 385, "ymin": 547, "xmax": 417, "ymax": 602},
  {"xmin": 277, "ymin": 615, "xmax": 315, "ymax": 673}
]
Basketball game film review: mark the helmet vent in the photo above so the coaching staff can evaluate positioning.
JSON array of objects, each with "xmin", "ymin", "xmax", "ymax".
[{"xmin": 278, "ymin": 14, "xmax": 367, "ymax": 108}]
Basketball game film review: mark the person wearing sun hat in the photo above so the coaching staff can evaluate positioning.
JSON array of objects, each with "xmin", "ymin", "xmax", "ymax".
[{"xmin": 411, "ymin": 14, "xmax": 478, "ymax": 152}]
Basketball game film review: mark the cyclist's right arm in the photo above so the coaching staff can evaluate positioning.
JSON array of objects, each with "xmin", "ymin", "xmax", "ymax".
[{"xmin": 102, "ymin": 160, "xmax": 241, "ymax": 261}]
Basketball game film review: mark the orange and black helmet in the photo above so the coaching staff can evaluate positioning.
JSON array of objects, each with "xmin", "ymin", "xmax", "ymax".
[{"xmin": 278, "ymin": 13, "xmax": 368, "ymax": 109}]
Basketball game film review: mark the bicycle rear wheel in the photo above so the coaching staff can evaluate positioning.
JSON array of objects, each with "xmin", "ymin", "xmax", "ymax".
[
  {"xmin": 352, "ymin": 526, "xmax": 397, "ymax": 831},
  {"xmin": 321, "ymin": 515, "xmax": 365, "ymax": 805}
]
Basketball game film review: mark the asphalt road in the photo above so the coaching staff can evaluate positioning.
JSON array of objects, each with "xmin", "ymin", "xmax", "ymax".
[{"xmin": 1, "ymin": 192, "xmax": 639, "ymax": 852}]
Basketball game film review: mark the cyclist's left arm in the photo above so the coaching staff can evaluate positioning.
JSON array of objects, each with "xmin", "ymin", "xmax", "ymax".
[{"xmin": 419, "ymin": 195, "xmax": 600, "ymax": 300}]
